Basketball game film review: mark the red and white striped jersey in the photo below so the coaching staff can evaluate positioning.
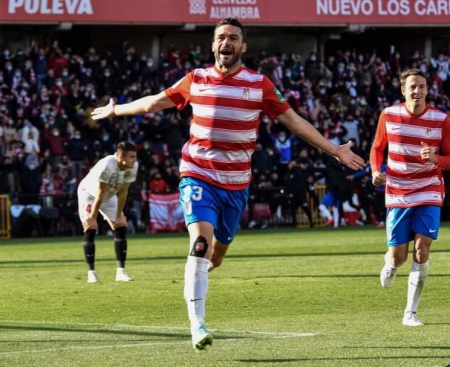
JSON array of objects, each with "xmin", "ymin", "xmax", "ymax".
[
  {"xmin": 165, "ymin": 66, "xmax": 290, "ymax": 190},
  {"xmin": 370, "ymin": 103, "xmax": 450, "ymax": 208}
]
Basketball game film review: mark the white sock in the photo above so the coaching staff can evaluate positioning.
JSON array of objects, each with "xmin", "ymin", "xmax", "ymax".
[
  {"xmin": 405, "ymin": 261, "xmax": 429, "ymax": 313},
  {"xmin": 319, "ymin": 204, "xmax": 332, "ymax": 220},
  {"xmin": 184, "ymin": 256, "xmax": 209, "ymax": 327},
  {"xmin": 332, "ymin": 207, "xmax": 339, "ymax": 227},
  {"xmin": 384, "ymin": 251, "xmax": 396, "ymax": 269}
]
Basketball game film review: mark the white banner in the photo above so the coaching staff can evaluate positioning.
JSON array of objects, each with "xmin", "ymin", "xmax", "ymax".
[{"xmin": 148, "ymin": 193, "xmax": 185, "ymax": 233}]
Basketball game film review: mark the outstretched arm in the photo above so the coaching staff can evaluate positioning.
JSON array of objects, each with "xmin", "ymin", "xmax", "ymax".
[
  {"xmin": 91, "ymin": 92, "xmax": 176, "ymax": 120},
  {"xmin": 276, "ymin": 108, "xmax": 366, "ymax": 171}
]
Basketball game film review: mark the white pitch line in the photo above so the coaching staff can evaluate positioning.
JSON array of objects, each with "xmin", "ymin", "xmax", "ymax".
[{"xmin": 0, "ymin": 319, "xmax": 317, "ymax": 355}]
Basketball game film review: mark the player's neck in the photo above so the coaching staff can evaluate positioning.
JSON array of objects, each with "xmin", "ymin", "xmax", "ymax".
[
  {"xmin": 405, "ymin": 102, "xmax": 426, "ymax": 116},
  {"xmin": 215, "ymin": 61, "xmax": 242, "ymax": 75}
]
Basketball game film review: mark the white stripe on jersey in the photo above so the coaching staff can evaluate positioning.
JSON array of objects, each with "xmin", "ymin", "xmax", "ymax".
[
  {"xmin": 385, "ymin": 122, "xmax": 443, "ymax": 139},
  {"xmin": 388, "ymin": 157, "xmax": 436, "ymax": 174},
  {"xmin": 389, "ymin": 141, "xmax": 439, "ymax": 156},
  {"xmin": 385, "ymin": 105, "xmax": 409, "ymax": 116},
  {"xmin": 387, "ymin": 175, "xmax": 442, "ymax": 190},
  {"xmin": 180, "ymin": 160, "xmax": 251, "ymax": 185},
  {"xmin": 193, "ymin": 68, "xmax": 221, "ymax": 78},
  {"xmin": 233, "ymin": 69, "xmax": 265, "ymax": 82},
  {"xmin": 420, "ymin": 109, "xmax": 447, "ymax": 121},
  {"xmin": 190, "ymin": 123, "xmax": 256, "ymax": 143},
  {"xmin": 190, "ymin": 103, "xmax": 261, "ymax": 122},
  {"xmin": 190, "ymin": 83, "xmax": 263, "ymax": 102},
  {"xmin": 183, "ymin": 143, "xmax": 252, "ymax": 163},
  {"xmin": 386, "ymin": 191, "xmax": 443, "ymax": 206}
]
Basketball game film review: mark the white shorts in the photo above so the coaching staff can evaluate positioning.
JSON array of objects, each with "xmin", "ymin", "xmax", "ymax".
[{"xmin": 77, "ymin": 188, "xmax": 118, "ymax": 223}]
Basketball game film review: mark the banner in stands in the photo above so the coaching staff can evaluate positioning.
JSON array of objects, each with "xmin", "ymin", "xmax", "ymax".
[
  {"xmin": 2, "ymin": 0, "xmax": 450, "ymax": 25},
  {"xmin": 148, "ymin": 193, "xmax": 185, "ymax": 233}
]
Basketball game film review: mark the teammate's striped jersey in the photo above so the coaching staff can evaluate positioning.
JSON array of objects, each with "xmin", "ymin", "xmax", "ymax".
[
  {"xmin": 370, "ymin": 103, "xmax": 450, "ymax": 208},
  {"xmin": 165, "ymin": 66, "xmax": 290, "ymax": 190},
  {"xmin": 78, "ymin": 154, "xmax": 138, "ymax": 201}
]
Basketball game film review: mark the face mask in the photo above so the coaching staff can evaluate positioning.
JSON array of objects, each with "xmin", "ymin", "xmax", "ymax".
[
  {"xmin": 104, "ymin": 73, "xmax": 110, "ymax": 77},
  {"xmin": 8, "ymin": 119, "xmax": 13, "ymax": 125},
  {"xmin": 15, "ymin": 72, "xmax": 21, "ymax": 78},
  {"xmin": 126, "ymin": 56, "xmax": 132, "ymax": 62},
  {"xmin": 285, "ymin": 73, "xmax": 291, "ymax": 78},
  {"xmin": 3, "ymin": 50, "xmax": 10, "ymax": 56},
  {"xmin": 74, "ymin": 134, "xmax": 81, "ymax": 139},
  {"xmin": 56, "ymin": 81, "xmax": 63, "ymax": 87},
  {"xmin": 20, "ymin": 90, "xmax": 27, "ymax": 97},
  {"xmin": 28, "ymin": 164, "xmax": 36, "ymax": 170},
  {"xmin": 147, "ymin": 60, "xmax": 153, "ymax": 67},
  {"xmin": 62, "ymin": 71, "xmax": 68, "ymax": 77},
  {"xmin": 102, "ymin": 135, "xmax": 109, "ymax": 141},
  {"xmin": 6, "ymin": 65, "xmax": 12, "ymax": 71},
  {"xmin": 86, "ymin": 87, "xmax": 92, "ymax": 92},
  {"xmin": 319, "ymin": 88, "xmax": 326, "ymax": 94},
  {"xmin": 53, "ymin": 131, "xmax": 59, "ymax": 137},
  {"xmin": 310, "ymin": 56, "xmax": 316, "ymax": 61},
  {"xmin": 338, "ymin": 67, "xmax": 344, "ymax": 73}
]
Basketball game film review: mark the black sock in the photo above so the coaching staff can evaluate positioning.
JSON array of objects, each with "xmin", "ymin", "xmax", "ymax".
[
  {"xmin": 114, "ymin": 226, "xmax": 127, "ymax": 268},
  {"xmin": 83, "ymin": 229, "xmax": 96, "ymax": 271}
]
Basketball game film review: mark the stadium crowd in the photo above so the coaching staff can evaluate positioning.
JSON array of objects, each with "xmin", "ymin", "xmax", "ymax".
[{"xmin": 1, "ymin": 38, "xmax": 450, "ymax": 232}]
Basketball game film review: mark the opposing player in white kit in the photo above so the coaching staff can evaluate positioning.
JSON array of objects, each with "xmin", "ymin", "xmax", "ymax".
[{"xmin": 77, "ymin": 141, "xmax": 138, "ymax": 283}]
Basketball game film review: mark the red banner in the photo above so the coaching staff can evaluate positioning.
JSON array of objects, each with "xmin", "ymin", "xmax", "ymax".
[
  {"xmin": 1, "ymin": 0, "xmax": 450, "ymax": 25},
  {"xmin": 148, "ymin": 192, "xmax": 185, "ymax": 233}
]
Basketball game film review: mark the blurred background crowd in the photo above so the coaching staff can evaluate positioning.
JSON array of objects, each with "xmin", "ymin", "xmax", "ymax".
[{"xmin": 2, "ymin": 39, "xmax": 450, "ymax": 232}]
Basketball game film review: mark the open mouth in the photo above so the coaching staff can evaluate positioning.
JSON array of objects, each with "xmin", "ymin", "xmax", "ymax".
[{"xmin": 220, "ymin": 49, "xmax": 233, "ymax": 57}]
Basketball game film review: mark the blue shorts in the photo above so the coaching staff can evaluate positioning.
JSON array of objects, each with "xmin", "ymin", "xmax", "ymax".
[
  {"xmin": 179, "ymin": 177, "xmax": 249, "ymax": 245},
  {"xmin": 322, "ymin": 191, "xmax": 340, "ymax": 207},
  {"xmin": 386, "ymin": 206, "xmax": 441, "ymax": 247}
]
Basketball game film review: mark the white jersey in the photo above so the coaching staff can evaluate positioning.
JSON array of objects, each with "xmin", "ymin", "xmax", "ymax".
[{"xmin": 78, "ymin": 154, "xmax": 138, "ymax": 202}]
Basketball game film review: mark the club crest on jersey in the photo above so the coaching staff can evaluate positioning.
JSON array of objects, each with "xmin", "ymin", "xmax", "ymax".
[
  {"xmin": 426, "ymin": 128, "xmax": 431, "ymax": 138},
  {"xmin": 124, "ymin": 171, "xmax": 130, "ymax": 178},
  {"xmin": 243, "ymin": 87, "xmax": 250, "ymax": 100}
]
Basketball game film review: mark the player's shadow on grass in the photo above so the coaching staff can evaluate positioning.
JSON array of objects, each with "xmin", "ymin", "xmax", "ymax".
[
  {"xmin": 4, "ymin": 248, "xmax": 450, "ymax": 266},
  {"xmin": 0, "ymin": 324, "xmax": 248, "ymax": 341},
  {"xmin": 238, "ymin": 355, "xmax": 450, "ymax": 363}
]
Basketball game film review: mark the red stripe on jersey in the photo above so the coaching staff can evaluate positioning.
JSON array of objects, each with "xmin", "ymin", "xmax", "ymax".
[
  {"xmin": 189, "ymin": 136, "xmax": 256, "ymax": 152},
  {"xmin": 190, "ymin": 95, "xmax": 262, "ymax": 110},
  {"xmin": 182, "ymin": 152, "xmax": 249, "ymax": 172},
  {"xmin": 194, "ymin": 117, "xmax": 259, "ymax": 131}
]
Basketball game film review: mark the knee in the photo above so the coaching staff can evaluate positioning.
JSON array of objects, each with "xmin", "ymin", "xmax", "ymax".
[
  {"xmin": 414, "ymin": 247, "xmax": 430, "ymax": 264},
  {"xmin": 189, "ymin": 236, "xmax": 209, "ymax": 258},
  {"xmin": 392, "ymin": 253, "xmax": 407, "ymax": 267}
]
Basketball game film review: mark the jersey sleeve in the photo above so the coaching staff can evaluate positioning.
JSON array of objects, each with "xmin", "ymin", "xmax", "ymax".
[
  {"xmin": 98, "ymin": 160, "xmax": 111, "ymax": 184},
  {"xmin": 369, "ymin": 110, "xmax": 388, "ymax": 173},
  {"xmin": 164, "ymin": 72, "xmax": 193, "ymax": 110},
  {"xmin": 261, "ymin": 76, "xmax": 291, "ymax": 119},
  {"xmin": 437, "ymin": 116, "xmax": 450, "ymax": 169}
]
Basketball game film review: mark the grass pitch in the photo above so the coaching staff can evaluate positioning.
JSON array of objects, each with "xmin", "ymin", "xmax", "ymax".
[{"xmin": 1, "ymin": 225, "xmax": 450, "ymax": 367}]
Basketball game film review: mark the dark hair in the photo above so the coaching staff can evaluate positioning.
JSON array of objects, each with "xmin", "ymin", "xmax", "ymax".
[
  {"xmin": 116, "ymin": 141, "xmax": 137, "ymax": 154},
  {"xmin": 400, "ymin": 68, "xmax": 427, "ymax": 88},
  {"xmin": 214, "ymin": 18, "xmax": 246, "ymax": 42}
]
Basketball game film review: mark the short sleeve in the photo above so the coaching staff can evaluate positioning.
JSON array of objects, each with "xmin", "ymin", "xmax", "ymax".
[
  {"xmin": 99, "ymin": 170, "xmax": 110, "ymax": 183},
  {"xmin": 165, "ymin": 72, "xmax": 194, "ymax": 110},
  {"xmin": 261, "ymin": 76, "xmax": 291, "ymax": 119}
]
